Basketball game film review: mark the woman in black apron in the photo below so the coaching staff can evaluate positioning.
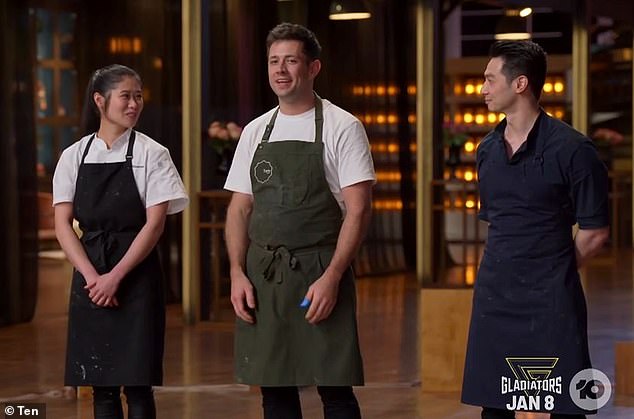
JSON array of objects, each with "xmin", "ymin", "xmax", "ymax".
[{"xmin": 53, "ymin": 65, "xmax": 188, "ymax": 419}]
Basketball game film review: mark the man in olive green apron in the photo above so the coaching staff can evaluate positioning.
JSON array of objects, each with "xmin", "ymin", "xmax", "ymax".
[{"xmin": 224, "ymin": 23, "xmax": 375, "ymax": 419}]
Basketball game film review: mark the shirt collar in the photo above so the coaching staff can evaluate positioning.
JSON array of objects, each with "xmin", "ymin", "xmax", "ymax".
[
  {"xmin": 491, "ymin": 108, "xmax": 547, "ymax": 157},
  {"xmin": 94, "ymin": 128, "xmax": 132, "ymax": 150}
]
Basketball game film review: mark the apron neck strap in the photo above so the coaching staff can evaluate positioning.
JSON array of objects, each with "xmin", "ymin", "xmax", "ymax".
[
  {"xmin": 80, "ymin": 134, "xmax": 96, "ymax": 165},
  {"xmin": 313, "ymin": 93, "xmax": 324, "ymax": 145},
  {"xmin": 261, "ymin": 109, "xmax": 279, "ymax": 144},
  {"xmin": 125, "ymin": 130, "xmax": 136, "ymax": 162},
  {"xmin": 261, "ymin": 93, "xmax": 324, "ymax": 144}
]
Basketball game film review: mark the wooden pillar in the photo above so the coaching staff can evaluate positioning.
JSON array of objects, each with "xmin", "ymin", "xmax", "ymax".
[
  {"xmin": 615, "ymin": 341, "xmax": 634, "ymax": 395},
  {"xmin": 571, "ymin": 0, "xmax": 589, "ymax": 134},
  {"xmin": 182, "ymin": 0, "xmax": 202, "ymax": 324},
  {"xmin": 416, "ymin": 0, "xmax": 436, "ymax": 284},
  {"xmin": 0, "ymin": 0, "xmax": 38, "ymax": 325}
]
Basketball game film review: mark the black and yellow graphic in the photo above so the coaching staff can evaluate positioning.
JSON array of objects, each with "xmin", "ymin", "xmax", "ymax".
[{"xmin": 505, "ymin": 357, "xmax": 559, "ymax": 397}]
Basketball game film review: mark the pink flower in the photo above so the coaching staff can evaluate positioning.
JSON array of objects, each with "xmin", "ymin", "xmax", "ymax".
[
  {"xmin": 226, "ymin": 122, "xmax": 242, "ymax": 140},
  {"xmin": 592, "ymin": 128, "xmax": 624, "ymax": 146},
  {"xmin": 208, "ymin": 120, "xmax": 242, "ymax": 141},
  {"xmin": 208, "ymin": 121, "xmax": 223, "ymax": 138}
]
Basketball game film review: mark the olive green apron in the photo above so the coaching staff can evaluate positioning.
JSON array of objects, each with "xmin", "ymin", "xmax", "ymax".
[{"xmin": 235, "ymin": 95, "xmax": 364, "ymax": 386}]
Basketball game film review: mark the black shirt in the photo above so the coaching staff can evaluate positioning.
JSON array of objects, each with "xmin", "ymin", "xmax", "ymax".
[{"xmin": 476, "ymin": 110, "xmax": 608, "ymax": 259}]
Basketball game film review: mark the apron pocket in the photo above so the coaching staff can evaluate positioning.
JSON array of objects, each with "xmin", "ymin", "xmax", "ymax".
[
  {"xmin": 478, "ymin": 257, "xmax": 555, "ymax": 314},
  {"xmin": 280, "ymin": 154, "xmax": 313, "ymax": 208},
  {"xmin": 317, "ymin": 248, "xmax": 333, "ymax": 271},
  {"xmin": 281, "ymin": 179, "xmax": 310, "ymax": 207}
]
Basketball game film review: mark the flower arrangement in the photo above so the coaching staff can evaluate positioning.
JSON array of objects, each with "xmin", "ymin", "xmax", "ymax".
[
  {"xmin": 591, "ymin": 128, "xmax": 624, "ymax": 146},
  {"xmin": 208, "ymin": 121, "xmax": 242, "ymax": 141},
  {"xmin": 208, "ymin": 121, "xmax": 242, "ymax": 174}
]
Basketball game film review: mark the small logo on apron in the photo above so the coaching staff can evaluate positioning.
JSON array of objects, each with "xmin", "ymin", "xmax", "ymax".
[{"xmin": 254, "ymin": 160, "xmax": 274, "ymax": 183}]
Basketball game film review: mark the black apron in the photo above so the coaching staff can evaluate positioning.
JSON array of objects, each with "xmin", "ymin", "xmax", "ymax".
[
  {"xmin": 64, "ymin": 131, "xmax": 165, "ymax": 387},
  {"xmin": 462, "ymin": 118, "xmax": 593, "ymax": 414},
  {"xmin": 234, "ymin": 96, "xmax": 364, "ymax": 386}
]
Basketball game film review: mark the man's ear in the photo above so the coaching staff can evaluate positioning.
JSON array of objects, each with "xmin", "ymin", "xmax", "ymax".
[
  {"xmin": 93, "ymin": 92, "xmax": 105, "ymax": 112},
  {"xmin": 309, "ymin": 59, "xmax": 322, "ymax": 79},
  {"xmin": 515, "ymin": 75, "xmax": 529, "ymax": 94}
]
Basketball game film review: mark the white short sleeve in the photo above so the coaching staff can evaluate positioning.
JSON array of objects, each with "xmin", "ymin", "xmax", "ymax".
[
  {"xmin": 224, "ymin": 118, "xmax": 264, "ymax": 195},
  {"xmin": 145, "ymin": 147, "xmax": 189, "ymax": 214},
  {"xmin": 52, "ymin": 141, "xmax": 82, "ymax": 205},
  {"xmin": 334, "ymin": 119, "xmax": 376, "ymax": 188}
]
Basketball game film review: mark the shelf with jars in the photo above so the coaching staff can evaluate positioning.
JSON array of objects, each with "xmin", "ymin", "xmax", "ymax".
[
  {"xmin": 590, "ymin": 46, "xmax": 633, "ymax": 171},
  {"xmin": 442, "ymin": 55, "xmax": 572, "ymax": 266},
  {"xmin": 347, "ymin": 83, "xmax": 418, "ymax": 275},
  {"xmin": 589, "ymin": 45, "xmax": 633, "ymax": 247}
]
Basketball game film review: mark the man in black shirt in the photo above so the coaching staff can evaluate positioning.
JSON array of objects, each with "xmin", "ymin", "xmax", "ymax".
[{"xmin": 461, "ymin": 40, "xmax": 609, "ymax": 418}]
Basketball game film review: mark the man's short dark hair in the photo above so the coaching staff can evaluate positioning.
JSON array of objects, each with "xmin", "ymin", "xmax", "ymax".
[
  {"xmin": 489, "ymin": 40, "xmax": 547, "ymax": 101},
  {"xmin": 266, "ymin": 22, "xmax": 322, "ymax": 61}
]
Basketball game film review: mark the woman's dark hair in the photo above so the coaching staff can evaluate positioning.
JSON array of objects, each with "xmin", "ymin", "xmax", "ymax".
[
  {"xmin": 79, "ymin": 64, "xmax": 142, "ymax": 136},
  {"xmin": 266, "ymin": 22, "xmax": 321, "ymax": 61},
  {"xmin": 489, "ymin": 40, "xmax": 547, "ymax": 101}
]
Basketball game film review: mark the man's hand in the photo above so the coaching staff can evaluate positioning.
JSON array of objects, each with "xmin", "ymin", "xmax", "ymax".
[
  {"xmin": 226, "ymin": 193, "xmax": 255, "ymax": 322},
  {"xmin": 231, "ymin": 272, "xmax": 256, "ymax": 323},
  {"xmin": 304, "ymin": 271, "xmax": 340, "ymax": 324}
]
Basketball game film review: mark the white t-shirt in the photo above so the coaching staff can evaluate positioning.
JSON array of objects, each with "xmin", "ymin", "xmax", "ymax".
[
  {"xmin": 224, "ymin": 99, "xmax": 375, "ymax": 210},
  {"xmin": 53, "ymin": 129, "xmax": 189, "ymax": 215}
]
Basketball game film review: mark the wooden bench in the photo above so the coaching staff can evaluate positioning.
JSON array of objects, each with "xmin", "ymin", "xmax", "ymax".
[
  {"xmin": 615, "ymin": 341, "xmax": 634, "ymax": 396},
  {"xmin": 199, "ymin": 190, "xmax": 232, "ymax": 321},
  {"xmin": 420, "ymin": 288, "xmax": 473, "ymax": 391}
]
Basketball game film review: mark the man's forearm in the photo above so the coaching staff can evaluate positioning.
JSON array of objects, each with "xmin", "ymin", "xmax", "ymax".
[
  {"xmin": 225, "ymin": 195, "xmax": 252, "ymax": 276},
  {"xmin": 325, "ymin": 206, "xmax": 372, "ymax": 279},
  {"xmin": 575, "ymin": 227, "xmax": 610, "ymax": 268},
  {"xmin": 325, "ymin": 182, "xmax": 373, "ymax": 279}
]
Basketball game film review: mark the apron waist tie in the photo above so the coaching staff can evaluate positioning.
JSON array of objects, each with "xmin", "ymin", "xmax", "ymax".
[
  {"xmin": 82, "ymin": 230, "xmax": 138, "ymax": 271},
  {"xmin": 253, "ymin": 243, "xmax": 336, "ymax": 284},
  {"xmin": 82, "ymin": 230, "xmax": 117, "ymax": 271},
  {"xmin": 257, "ymin": 245, "xmax": 298, "ymax": 284}
]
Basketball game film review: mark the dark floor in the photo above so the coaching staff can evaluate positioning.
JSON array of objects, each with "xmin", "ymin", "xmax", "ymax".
[{"xmin": 0, "ymin": 250, "xmax": 632, "ymax": 418}]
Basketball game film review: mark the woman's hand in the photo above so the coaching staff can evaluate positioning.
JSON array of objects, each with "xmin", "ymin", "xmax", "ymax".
[{"xmin": 85, "ymin": 272, "xmax": 121, "ymax": 307}]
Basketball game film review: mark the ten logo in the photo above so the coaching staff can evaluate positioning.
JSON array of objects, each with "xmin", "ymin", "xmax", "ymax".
[
  {"xmin": 576, "ymin": 379, "xmax": 605, "ymax": 400},
  {"xmin": 569, "ymin": 368, "xmax": 612, "ymax": 411}
]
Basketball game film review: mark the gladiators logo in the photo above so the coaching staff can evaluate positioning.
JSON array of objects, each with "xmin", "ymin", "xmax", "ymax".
[
  {"xmin": 254, "ymin": 160, "xmax": 273, "ymax": 183},
  {"xmin": 501, "ymin": 357, "xmax": 562, "ymax": 411}
]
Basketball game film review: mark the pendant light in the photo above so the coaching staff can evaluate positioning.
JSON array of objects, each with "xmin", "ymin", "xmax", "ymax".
[
  {"xmin": 494, "ymin": 8, "xmax": 532, "ymax": 40},
  {"xmin": 329, "ymin": 0, "xmax": 371, "ymax": 21}
]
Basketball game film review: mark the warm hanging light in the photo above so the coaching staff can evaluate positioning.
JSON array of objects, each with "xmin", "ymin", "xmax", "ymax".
[
  {"xmin": 329, "ymin": 0, "xmax": 371, "ymax": 20},
  {"xmin": 495, "ymin": 12, "xmax": 530, "ymax": 40},
  {"xmin": 495, "ymin": 33, "xmax": 531, "ymax": 40},
  {"xmin": 519, "ymin": 7, "xmax": 533, "ymax": 18}
]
